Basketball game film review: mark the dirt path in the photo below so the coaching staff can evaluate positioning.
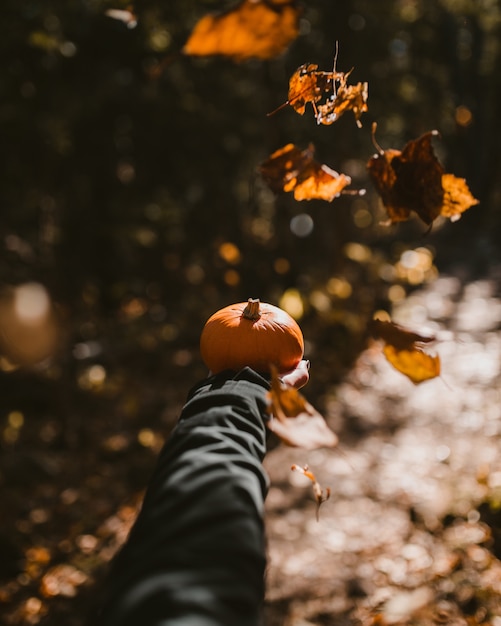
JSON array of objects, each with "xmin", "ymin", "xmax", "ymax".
[{"xmin": 263, "ymin": 268, "xmax": 501, "ymax": 625}]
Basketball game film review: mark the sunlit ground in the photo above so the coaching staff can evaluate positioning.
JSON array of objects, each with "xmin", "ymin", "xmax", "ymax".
[
  {"xmin": 2, "ymin": 268, "xmax": 501, "ymax": 625},
  {"xmin": 264, "ymin": 268, "xmax": 501, "ymax": 625}
]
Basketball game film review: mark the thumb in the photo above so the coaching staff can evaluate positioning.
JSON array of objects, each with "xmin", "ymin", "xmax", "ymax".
[{"xmin": 280, "ymin": 359, "xmax": 310, "ymax": 389}]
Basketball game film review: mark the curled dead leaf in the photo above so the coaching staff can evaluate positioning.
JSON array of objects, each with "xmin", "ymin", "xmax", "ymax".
[
  {"xmin": 287, "ymin": 63, "xmax": 339, "ymax": 115},
  {"xmin": 368, "ymin": 318, "xmax": 440, "ymax": 384},
  {"xmin": 315, "ymin": 70, "xmax": 368, "ymax": 127},
  {"xmin": 291, "ymin": 463, "xmax": 331, "ymax": 520},
  {"xmin": 271, "ymin": 58, "xmax": 368, "ymax": 127},
  {"xmin": 259, "ymin": 143, "xmax": 357, "ymax": 202},
  {"xmin": 367, "ymin": 125, "xmax": 479, "ymax": 226},
  {"xmin": 266, "ymin": 365, "xmax": 338, "ymax": 449}
]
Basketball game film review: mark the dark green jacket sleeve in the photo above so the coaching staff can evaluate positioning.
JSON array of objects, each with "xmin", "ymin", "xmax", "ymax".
[{"xmin": 97, "ymin": 367, "xmax": 271, "ymax": 626}]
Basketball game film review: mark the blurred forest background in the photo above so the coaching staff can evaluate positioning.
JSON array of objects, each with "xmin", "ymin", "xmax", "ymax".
[{"xmin": 1, "ymin": 0, "xmax": 501, "ymax": 624}]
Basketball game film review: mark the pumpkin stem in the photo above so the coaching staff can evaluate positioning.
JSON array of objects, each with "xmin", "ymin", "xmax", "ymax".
[{"xmin": 242, "ymin": 298, "xmax": 261, "ymax": 321}]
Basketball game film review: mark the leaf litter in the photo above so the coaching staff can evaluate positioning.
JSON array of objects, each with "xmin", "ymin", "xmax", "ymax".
[{"xmin": 263, "ymin": 271, "xmax": 501, "ymax": 625}]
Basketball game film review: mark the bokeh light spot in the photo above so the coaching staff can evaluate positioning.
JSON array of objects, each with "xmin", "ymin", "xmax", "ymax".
[
  {"xmin": 274, "ymin": 258, "xmax": 290, "ymax": 274},
  {"xmin": 224, "ymin": 269, "xmax": 240, "ymax": 286},
  {"xmin": 290, "ymin": 214, "xmax": 314, "ymax": 237},
  {"xmin": 279, "ymin": 289, "xmax": 304, "ymax": 320},
  {"xmin": 327, "ymin": 277, "xmax": 352, "ymax": 299},
  {"xmin": 344, "ymin": 242, "xmax": 372, "ymax": 263},
  {"xmin": 455, "ymin": 105, "xmax": 473, "ymax": 127},
  {"xmin": 218, "ymin": 242, "xmax": 242, "ymax": 264},
  {"xmin": 14, "ymin": 283, "xmax": 50, "ymax": 323}
]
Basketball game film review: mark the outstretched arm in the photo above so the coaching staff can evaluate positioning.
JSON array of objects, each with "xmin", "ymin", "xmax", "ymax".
[{"xmin": 96, "ymin": 367, "xmax": 286, "ymax": 626}]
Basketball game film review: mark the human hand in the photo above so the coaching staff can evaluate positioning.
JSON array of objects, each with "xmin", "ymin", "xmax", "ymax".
[
  {"xmin": 279, "ymin": 359, "xmax": 310, "ymax": 389},
  {"xmin": 266, "ymin": 360, "xmax": 338, "ymax": 449}
]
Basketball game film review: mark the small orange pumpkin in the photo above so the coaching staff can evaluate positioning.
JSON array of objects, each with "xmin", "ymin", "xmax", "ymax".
[{"xmin": 200, "ymin": 298, "xmax": 304, "ymax": 374}]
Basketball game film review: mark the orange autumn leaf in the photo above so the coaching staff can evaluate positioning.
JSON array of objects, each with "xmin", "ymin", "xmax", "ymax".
[
  {"xmin": 316, "ymin": 70, "xmax": 368, "ymax": 127},
  {"xmin": 367, "ymin": 125, "xmax": 479, "ymax": 226},
  {"xmin": 383, "ymin": 344, "xmax": 441, "ymax": 385},
  {"xmin": 368, "ymin": 318, "xmax": 440, "ymax": 384},
  {"xmin": 182, "ymin": 0, "xmax": 301, "ymax": 62},
  {"xmin": 291, "ymin": 463, "xmax": 331, "ymax": 520},
  {"xmin": 259, "ymin": 143, "xmax": 312, "ymax": 194},
  {"xmin": 259, "ymin": 143, "xmax": 354, "ymax": 201},
  {"xmin": 272, "ymin": 61, "xmax": 368, "ymax": 127},
  {"xmin": 266, "ymin": 365, "xmax": 338, "ymax": 449},
  {"xmin": 287, "ymin": 63, "xmax": 339, "ymax": 115},
  {"xmin": 268, "ymin": 364, "xmax": 308, "ymax": 416},
  {"xmin": 441, "ymin": 173, "xmax": 480, "ymax": 222}
]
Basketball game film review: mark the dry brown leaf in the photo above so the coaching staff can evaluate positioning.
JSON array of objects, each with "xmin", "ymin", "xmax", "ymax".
[
  {"xmin": 316, "ymin": 71, "xmax": 368, "ymax": 127},
  {"xmin": 287, "ymin": 63, "xmax": 338, "ymax": 115},
  {"xmin": 259, "ymin": 143, "xmax": 354, "ymax": 201},
  {"xmin": 369, "ymin": 318, "xmax": 440, "ymax": 384},
  {"xmin": 291, "ymin": 464, "xmax": 331, "ymax": 520},
  {"xmin": 182, "ymin": 0, "xmax": 301, "ymax": 62},
  {"xmin": 383, "ymin": 344, "xmax": 441, "ymax": 385},
  {"xmin": 367, "ymin": 125, "xmax": 479, "ymax": 226},
  {"xmin": 273, "ymin": 61, "xmax": 368, "ymax": 126},
  {"xmin": 266, "ymin": 365, "xmax": 338, "ymax": 449}
]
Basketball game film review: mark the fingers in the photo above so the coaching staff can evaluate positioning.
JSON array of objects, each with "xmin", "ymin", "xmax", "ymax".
[{"xmin": 280, "ymin": 359, "xmax": 310, "ymax": 389}]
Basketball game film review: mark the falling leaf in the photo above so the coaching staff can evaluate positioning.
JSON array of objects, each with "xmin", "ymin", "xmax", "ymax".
[
  {"xmin": 286, "ymin": 63, "xmax": 338, "ymax": 115},
  {"xmin": 382, "ymin": 345, "xmax": 441, "ymax": 385},
  {"xmin": 182, "ymin": 0, "xmax": 301, "ymax": 62},
  {"xmin": 291, "ymin": 463, "xmax": 331, "ymax": 520},
  {"xmin": 369, "ymin": 318, "xmax": 435, "ymax": 351},
  {"xmin": 259, "ymin": 143, "xmax": 355, "ymax": 201},
  {"xmin": 368, "ymin": 318, "xmax": 440, "ymax": 384},
  {"xmin": 271, "ymin": 60, "xmax": 368, "ymax": 127},
  {"xmin": 266, "ymin": 364, "xmax": 338, "ymax": 449},
  {"xmin": 268, "ymin": 363, "xmax": 309, "ymax": 416},
  {"xmin": 316, "ymin": 70, "xmax": 369, "ymax": 127},
  {"xmin": 367, "ymin": 125, "xmax": 479, "ymax": 226},
  {"xmin": 441, "ymin": 173, "xmax": 480, "ymax": 222}
]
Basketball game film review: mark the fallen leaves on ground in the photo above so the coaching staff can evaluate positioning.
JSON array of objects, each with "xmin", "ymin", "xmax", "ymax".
[
  {"xmin": 367, "ymin": 125, "xmax": 479, "ymax": 226},
  {"xmin": 182, "ymin": 0, "xmax": 301, "ymax": 62},
  {"xmin": 266, "ymin": 364, "xmax": 338, "ymax": 448},
  {"xmin": 368, "ymin": 318, "xmax": 441, "ymax": 384},
  {"xmin": 40, "ymin": 565, "xmax": 88, "ymax": 599},
  {"xmin": 259, "ymin": 143, "xmax": 355, "ymax": 201}
]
